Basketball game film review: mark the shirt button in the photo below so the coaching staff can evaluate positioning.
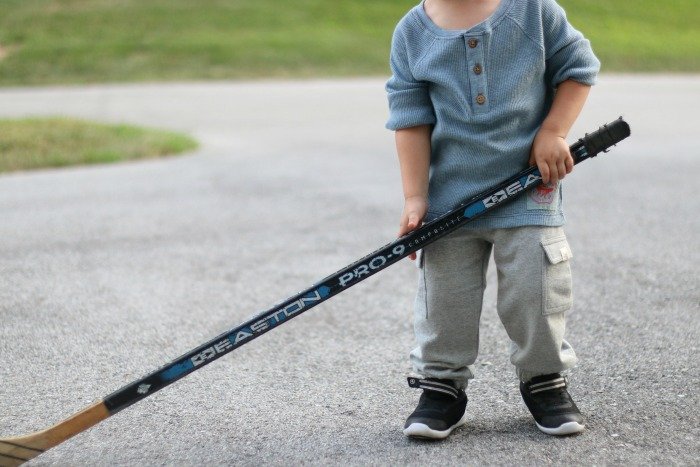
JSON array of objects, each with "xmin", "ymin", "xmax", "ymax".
[
  {"xmin": 473, "ymin": 64, "xmax": 483, "ymax": 75},
  {"xmin": 476, "ymin": 94, "xmax": 486, "ymax": 105},
  {"xmin": 468, "ymin": 38, "xmax": 479, "ymax": 48}
]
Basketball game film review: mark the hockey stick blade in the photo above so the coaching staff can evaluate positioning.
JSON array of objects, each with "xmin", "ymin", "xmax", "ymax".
[
  {"xmin": 0, "ymin": 402, "xmax": 109, "ymax": 466},
  {"xmin": 0, "ymin": 118, "xmax": 630, "ymax": 465}
]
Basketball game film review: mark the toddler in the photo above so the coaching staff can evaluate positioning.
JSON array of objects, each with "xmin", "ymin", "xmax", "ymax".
[{"xmin": 385, "ymin": 0, "xmax": 600, "ymax": 438}]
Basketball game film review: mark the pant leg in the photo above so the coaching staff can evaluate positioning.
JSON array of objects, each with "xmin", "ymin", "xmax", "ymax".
[
  {"xmin": 410, "ymin": 228, "xmax": 492, "ymax": 389},
  {"xmin": 492, "ymin": 226, "xmax": 578, "ymax": 382}
]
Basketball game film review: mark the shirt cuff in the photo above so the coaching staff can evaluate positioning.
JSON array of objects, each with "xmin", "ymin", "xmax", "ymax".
[
  {"xmin": 386, "ymin": 88, "xmax": 436, "ymax": 130},
  {"xmin": 548, "ymin": 40, "xmax": 601, "ymax": 87}
]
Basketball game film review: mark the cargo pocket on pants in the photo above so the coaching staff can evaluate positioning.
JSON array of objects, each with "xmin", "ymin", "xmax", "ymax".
[{"xmin": 541, "ymin": 236, "xmax": 573, "ymax": 315}]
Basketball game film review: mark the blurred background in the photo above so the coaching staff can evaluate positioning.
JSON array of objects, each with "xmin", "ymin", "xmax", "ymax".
[
  {"xmin": 1, "ymin": 0, "xmax": 698, "ymax": 172},
  {"xmin": 0, "ymin": 0, "xmax": 698, "ymax": 87}
]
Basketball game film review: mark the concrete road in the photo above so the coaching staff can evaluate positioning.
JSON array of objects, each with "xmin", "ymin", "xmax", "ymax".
[{"xmin": 0, "ymin": 76, "xmax": 698, "ymax": 465}]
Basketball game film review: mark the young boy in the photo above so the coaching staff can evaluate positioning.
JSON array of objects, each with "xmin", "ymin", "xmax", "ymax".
[{"xmin": 385, "ymin": 0, "xmax": 600, "ymax": 438}]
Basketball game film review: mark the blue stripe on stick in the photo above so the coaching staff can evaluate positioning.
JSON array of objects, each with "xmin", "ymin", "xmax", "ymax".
[
  {"xmin": 160, "ymin": 359, "xmax": 194, "ymax": 382},
  {"xmin": 464, "ymin": 202, "xmax": 486, "ymax": 218}
]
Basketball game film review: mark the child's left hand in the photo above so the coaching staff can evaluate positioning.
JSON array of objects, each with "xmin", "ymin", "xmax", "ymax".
[{"xmin": 529, "ymin": 128, "xmax": 574, "ymax": 185}]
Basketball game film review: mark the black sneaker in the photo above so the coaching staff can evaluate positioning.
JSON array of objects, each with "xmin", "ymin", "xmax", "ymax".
[
  {"xmin": 520, "ymin": 373, "xmax": 585, "ymax": 435},
  {"xmin": 403, "ymin": 377, "xmax": 468, "ymax": 439}
]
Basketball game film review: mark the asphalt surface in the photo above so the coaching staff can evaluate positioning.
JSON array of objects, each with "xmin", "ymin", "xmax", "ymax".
[{"xmin": 0, "ymin": 76, "xmax": 698, "ymax": 465}]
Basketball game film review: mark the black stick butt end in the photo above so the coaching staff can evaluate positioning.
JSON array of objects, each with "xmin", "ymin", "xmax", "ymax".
[{"xmin": 580, "ymin": 117, "xmax": 631, "ymax": 157}]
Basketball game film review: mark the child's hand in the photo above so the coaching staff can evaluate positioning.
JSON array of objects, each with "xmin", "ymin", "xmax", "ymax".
[
  {"xmin": 529, "ymin": 128, "xmax": 574, "ymax": 185},
  {"xmin": 398, "ymin": 196, "xmax": 428, "ymax": 260}
]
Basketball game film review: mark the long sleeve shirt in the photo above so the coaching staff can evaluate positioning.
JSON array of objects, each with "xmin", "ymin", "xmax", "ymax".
[{"xmin": 386, "ymin": 0, "xmax": 600, "ymax": 227}]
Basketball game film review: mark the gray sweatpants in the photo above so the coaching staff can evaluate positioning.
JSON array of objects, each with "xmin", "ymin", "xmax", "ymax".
[{"xmin": 411, "ymin": 226, "xmax": 577, "ymax": 388}]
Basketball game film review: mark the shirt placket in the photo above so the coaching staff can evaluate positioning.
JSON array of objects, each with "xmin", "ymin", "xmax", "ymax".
[{"xmin": 465, "ymin": 33, "xmax": 489, "ymax": 114}]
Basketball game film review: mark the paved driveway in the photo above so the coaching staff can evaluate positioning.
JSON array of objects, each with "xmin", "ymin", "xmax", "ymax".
[{"xmin": 0, "ymin": 76, "xmax": 698, "ymax": 465}]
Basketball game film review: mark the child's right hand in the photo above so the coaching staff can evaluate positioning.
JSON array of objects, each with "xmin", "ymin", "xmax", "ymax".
[{"xmin": 398, "ymin": 195, "xmax": 428, "ymax": 260}]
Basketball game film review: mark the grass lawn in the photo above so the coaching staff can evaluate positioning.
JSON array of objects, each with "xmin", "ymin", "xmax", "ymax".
[
  {"xmin": 559, "ymin": 0, "xmax": 700, "ymax": 72},
  {"xmin": 0, "ymin": 118, "xmax": 198, "ymax": 173},
  {"xmin": 0, "ymin": 0, "xmax": 697, "ymax": 87}
]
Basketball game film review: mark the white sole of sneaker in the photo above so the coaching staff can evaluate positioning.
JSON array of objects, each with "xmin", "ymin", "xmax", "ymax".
[
  {"xmin": 403, "ymin": 409, "xmax": 469, "ymax": 439},
  {"xmin": 535, "ymin": 421, "xmax": 585, "ymax": 436}
]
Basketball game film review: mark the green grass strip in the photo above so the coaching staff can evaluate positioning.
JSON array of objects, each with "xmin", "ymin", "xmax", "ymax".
[
  {"xmin": 559, "ymin": 0, "xmax": 700, "ymax": 72},
  {"xmin": 0, "ymin": 117, "xmax": 198, "ymax": 173},
  {"xmin": 1, "ymin": 0, "xmax": 695, "ymax": 87}
]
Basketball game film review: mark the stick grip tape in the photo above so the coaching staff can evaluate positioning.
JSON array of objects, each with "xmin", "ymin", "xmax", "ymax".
[{"xmin": 580, "ymin": 117, "xmax": 631, "ymax": 156}]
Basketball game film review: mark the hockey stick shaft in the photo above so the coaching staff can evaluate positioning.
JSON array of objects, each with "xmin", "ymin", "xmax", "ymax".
[
  {"xmin": 104, "ymin": 117, "xmax": 630, "ymax": 413},
  {"xmin": 0, "ymin": 118, "xmax": 630, "ymax": 466}
]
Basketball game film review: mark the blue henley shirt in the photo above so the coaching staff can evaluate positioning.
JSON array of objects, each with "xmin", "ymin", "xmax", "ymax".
[{"xmin": 386, "ymin": 0, "xmax": 600, "ymax": 228}]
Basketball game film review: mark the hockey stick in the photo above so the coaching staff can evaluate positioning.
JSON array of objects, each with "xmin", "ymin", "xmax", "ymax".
[{"xmin": 0, "ymin": 118, "xmax": 630, "ymax": 465}]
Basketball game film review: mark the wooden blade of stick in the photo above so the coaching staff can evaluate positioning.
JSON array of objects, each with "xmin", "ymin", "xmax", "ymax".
[{"xmin": 0, "ymin": 401, "xmax": 110, "ymax": 466}]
